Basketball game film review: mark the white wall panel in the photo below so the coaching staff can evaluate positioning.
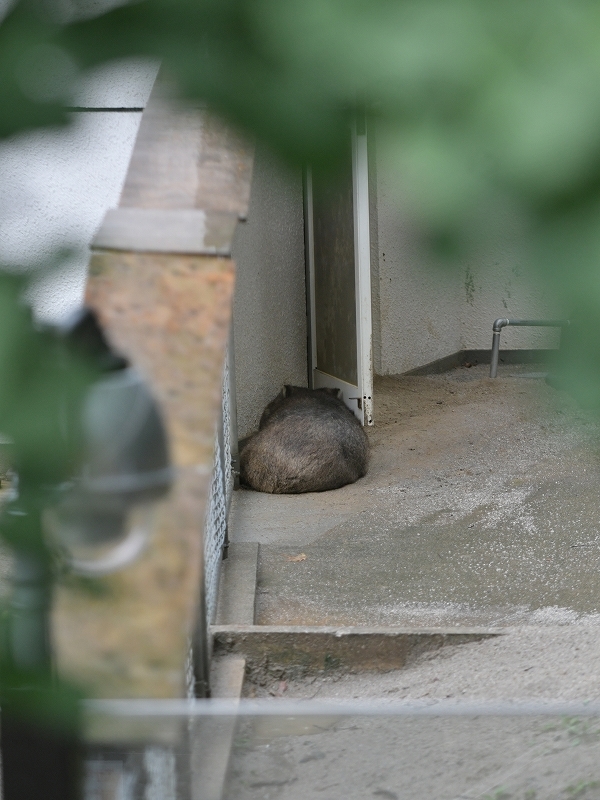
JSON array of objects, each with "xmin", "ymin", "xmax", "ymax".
[
  {"xmin": 373, "ymin": 140, "xmax": 565, "ymax": 375},
  {"xmin": 0, "ymin": 59, "xmax": 158, "ymax": 321}
]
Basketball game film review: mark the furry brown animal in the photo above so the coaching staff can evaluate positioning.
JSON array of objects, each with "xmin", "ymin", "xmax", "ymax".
[{"xmin": 239, "ymin": 385, "xmax": 369, "ymax": 494}]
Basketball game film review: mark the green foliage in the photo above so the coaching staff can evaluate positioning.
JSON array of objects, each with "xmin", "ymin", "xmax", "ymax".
[
  {"xmin": 56, "ymin": 1, "xmax": 600, "ymax": 221},
  {"xmin": 0, "ymin": 660, "xmax": 83, "ymax": 735},
  {"xmin": 0, "ymin": 272, "xmax": 98, "ymax": 486},
  {"xmin": 0, "ymin": 1, "xmax": 70, "ymax": 137},
  {"xmin": 2, "ymin": 0, "xmax": 600, "ymax": 238}
]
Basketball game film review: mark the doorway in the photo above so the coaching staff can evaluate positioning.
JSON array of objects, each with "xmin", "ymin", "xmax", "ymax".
[{"xmin": 304, "ymin": 117, "xmax": 374, "ymax": 425}]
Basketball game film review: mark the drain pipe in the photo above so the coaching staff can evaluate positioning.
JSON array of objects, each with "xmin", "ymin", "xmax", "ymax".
[{"xmin": 490, "ymin": 318, "xmax": 570, "ymax": 378}]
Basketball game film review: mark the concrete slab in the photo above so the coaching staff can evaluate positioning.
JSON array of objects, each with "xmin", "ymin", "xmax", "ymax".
[
  {"xmin": 210, "ymin": 655, "xmax": 247, "ymax": 698},
  {"xmin": 230, "ymin": 363, "xmax": 600, "ymax": 628}
]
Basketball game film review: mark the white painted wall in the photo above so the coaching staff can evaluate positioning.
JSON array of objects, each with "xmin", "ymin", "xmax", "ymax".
[
  {"xmin": 372, "ymin": 139, "xmax": 565, "ymax": 375},
  {"xmin": 231, "ymin": 145, "xmax": 307, "ymax": 439},
  {"xmin": 375, "ymin": 182, "xmax": 463, "ymax": 375},
  {"xmin": 458, "ymin": 254, "xmax": 563, "ymax": 352},
  {"xmin": 0, "ymin": 58, "xmax": 158, "ymax": 322}
]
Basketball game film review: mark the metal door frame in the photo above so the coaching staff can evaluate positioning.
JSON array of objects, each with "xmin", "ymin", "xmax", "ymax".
[{"xmin": 304, "ymin": 117, "xmax": 373, "ymax": 425}]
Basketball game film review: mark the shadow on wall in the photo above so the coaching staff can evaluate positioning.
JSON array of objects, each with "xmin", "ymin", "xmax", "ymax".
[{"xmin": 232, "ymin": 144, "xmax": 308, "ymax": 439}]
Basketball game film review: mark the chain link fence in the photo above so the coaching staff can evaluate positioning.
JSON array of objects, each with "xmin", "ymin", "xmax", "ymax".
[{"xmin": 204, "ymin": 343, "xmax": 235, "ymax": 630}]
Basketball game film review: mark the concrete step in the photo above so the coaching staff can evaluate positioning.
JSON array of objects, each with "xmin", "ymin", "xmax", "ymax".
[
  {"xmin": 215, "ymin": 542, "xmax": 258, "ymax": 626},
  {"xmin": 212, "ymin": 624, "xmax": 501, "ymax": 685}
]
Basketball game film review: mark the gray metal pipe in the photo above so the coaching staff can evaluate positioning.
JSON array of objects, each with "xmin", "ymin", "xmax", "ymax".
[{"xmin": 490, "ymin": 318, "xmax": 569, "ymax": 378}]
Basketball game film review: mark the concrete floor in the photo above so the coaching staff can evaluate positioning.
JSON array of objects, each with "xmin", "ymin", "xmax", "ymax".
[
  {"xmin": 230, "ymin": 362, "xmax": 600, "ymax": 628},
  {"xmin": 225, "ymin": 364, "xmax": 600, "ymax": 798}
]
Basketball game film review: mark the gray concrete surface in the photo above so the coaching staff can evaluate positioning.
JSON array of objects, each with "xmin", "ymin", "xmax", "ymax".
[
  {"xmin": 230, "ymin": 362, "xmax": 600, "ymax": 628},
  {"xmin": 216, "ymin": 543, "xmax": 259, "ymax": 625},
  {"xmin": 224, "ymin": 361, "xmax": 600, "ymax": 797}
]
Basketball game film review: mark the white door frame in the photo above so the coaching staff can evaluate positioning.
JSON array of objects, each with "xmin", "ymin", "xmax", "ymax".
[{"xmin": 304, "ymin": 118, "xmax": 374, "ymax": 425}]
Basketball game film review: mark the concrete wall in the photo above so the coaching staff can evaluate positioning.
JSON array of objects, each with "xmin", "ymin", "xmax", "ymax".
[
  {"xmin": 458, "ymin": 253, "xmax": 563, "ymax": 352},
  {"xmin": 231, "ymin": 132, "xmax": 559, "ymax": 434},
  {"xmin": 375, "ymin": 179, "xmax": 463, "ymax": 375},
  {"xmin": 232, "ymin": 146, "xmax": 307, "ymax": 438},
  {"xmin": 0, "ymin": 58, "xmax": 158, "ymax": 322},
  {"xmin": 372, "ymin": 141, "xmax": 565, "ymax": 375}
]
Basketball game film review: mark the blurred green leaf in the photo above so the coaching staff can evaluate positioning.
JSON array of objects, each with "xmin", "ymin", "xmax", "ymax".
[
  {"xmin": 0, "ymin": 1, "xmax": 72, "ymax": 137},
  {"xmin": 0, "ymin": 273, "xmax": 98, "ymax": 485}
]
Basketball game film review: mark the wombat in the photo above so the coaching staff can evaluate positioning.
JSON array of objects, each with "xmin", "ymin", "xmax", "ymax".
[{"xmin": 239, "ymin": 385, "xmax": 369, "ymax": 494}]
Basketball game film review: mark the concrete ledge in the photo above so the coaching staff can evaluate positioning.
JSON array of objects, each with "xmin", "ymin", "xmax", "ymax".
[
  {"xmin": 215, "ymin": 542, "xmax": 259, "ymax": 625},
  {"xmin": 93, "ymin": 208, "xmax": 238, "ymax": 256},
  {"xmin": 212, "ymin": 625, "xmax": 504, "ymax": 681},
  {"xmin": 191, "ymin": 657, "xmax": 245, "ymax": 800},
  {"xmin": 210, "ymin": 655, "xmax": 246, "ymax": 699}
]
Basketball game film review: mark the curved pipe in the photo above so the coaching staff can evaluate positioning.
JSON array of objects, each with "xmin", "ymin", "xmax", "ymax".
[{"xmin": 490, "ymin": 318, "xmax": 569, "ymax": 378}]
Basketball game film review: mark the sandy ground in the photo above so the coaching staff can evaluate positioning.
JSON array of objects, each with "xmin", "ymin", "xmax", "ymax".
[
  {"xmin": 224, "ymin": 709, "xmax": 600, "ymax": 800},
  {"xmin": 244, "ymin": 626, "xmax": 600, "ymax": 704}
]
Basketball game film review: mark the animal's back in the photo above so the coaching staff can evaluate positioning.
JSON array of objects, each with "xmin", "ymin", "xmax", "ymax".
[{"xmin": 240, "ymin": 386, "xmax": 369, "ymax": 494}]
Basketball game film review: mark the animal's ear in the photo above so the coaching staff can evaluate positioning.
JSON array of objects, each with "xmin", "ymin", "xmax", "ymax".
[{"xmin": 283, "ymin": 385, "xmax": 303, "ymax": 397}]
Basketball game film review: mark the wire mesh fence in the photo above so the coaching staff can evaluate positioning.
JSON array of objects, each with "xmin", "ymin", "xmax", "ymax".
[{"xmin": 204, "ymin": 341, "xmax": 235, "ymax": 630}]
